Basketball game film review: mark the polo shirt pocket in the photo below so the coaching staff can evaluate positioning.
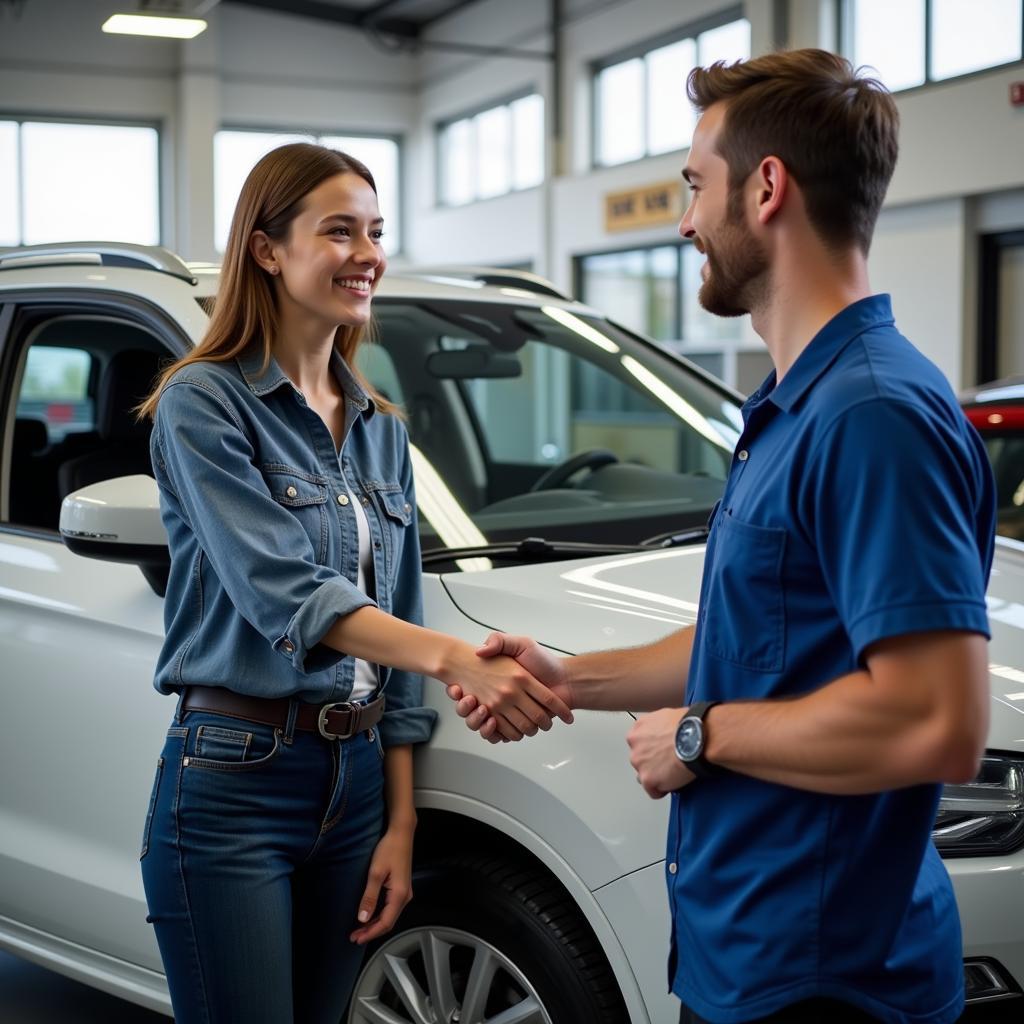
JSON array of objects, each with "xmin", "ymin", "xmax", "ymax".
[
  {"xmin": 262, "ymin": 464, "xmax": 330, "ymax": 563},
  {"xmin": 703, "ymin": 511, "xmax": 786, "ymax": 672}
]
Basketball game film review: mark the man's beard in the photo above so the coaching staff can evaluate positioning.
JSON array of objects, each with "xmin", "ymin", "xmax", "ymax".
[{"xmin": 697, "ymin": 191, "xmax": 769, "ymax": 318}]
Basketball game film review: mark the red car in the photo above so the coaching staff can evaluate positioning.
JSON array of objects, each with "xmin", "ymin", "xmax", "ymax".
[{"xmin": 960, "ymin": 376, "xmax": 1024, "ymax": 540}]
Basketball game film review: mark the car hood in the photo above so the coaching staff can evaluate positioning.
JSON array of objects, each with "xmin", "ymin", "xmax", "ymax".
[
  {"xmin": 442, "ymin": 540, "xmax": 1024, "ymax": 755},
  {"xmin": 441, "ymin": 546, "xmax": 704, "ymax": 655}
]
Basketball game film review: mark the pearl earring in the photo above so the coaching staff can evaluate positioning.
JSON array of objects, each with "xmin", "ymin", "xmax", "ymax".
[{"xmin": 269, "ymin": 266, "xmax": 279, "ymax": 275}]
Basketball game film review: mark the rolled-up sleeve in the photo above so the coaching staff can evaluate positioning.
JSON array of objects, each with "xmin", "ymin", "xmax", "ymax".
[
  {"xmin": 378, "ymin": 429, "xmax": 439, "ymax": 748},
  {"xmin": 154, "ymin": 378, "xmax": 375, "ymax": 674}
]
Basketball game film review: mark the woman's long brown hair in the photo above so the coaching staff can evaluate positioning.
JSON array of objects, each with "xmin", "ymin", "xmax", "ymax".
[{"xmin": 138, "ymin": 142, "xmax": 398, "ymax": 420}]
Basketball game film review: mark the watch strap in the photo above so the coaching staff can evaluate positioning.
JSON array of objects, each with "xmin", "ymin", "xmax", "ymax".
[{"xmin": 681, "ymin": 700, "xmax": 722, "ymax": 779}]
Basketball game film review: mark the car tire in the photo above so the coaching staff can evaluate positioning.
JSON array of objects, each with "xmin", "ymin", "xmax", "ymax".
[{"xmin": 348, "ymin": 852, "xmax": 629, "ymax": 1024}]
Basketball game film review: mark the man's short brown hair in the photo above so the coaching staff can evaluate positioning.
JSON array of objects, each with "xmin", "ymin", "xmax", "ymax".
[{"xmin": 687, "ymin": 48, "xmax": 899, "ymax": 254}]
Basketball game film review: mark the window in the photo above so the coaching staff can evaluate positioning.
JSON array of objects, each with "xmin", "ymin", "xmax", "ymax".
[
  {"xmin": 593, "ymin": 12, "xmax": 751, "ymax": 167},
  {"xmin": 16, "ymin": 347, "xmax": 93, "ymax": 444},
  {"xmin": 7, "ymin": 315, "xmax": 168, "ymax": 531},
  {"xmin": 438, "ymin": 94, "xmax": 544, "ymax": 207},
  {"xmin": 214, "ymin": 129, "xmax": 400, "ymax": 255},
  {"xmin": 577, "ymin": 244, "xmax": 739, "ymax": 346},
  {"xmin": 843, "ymin": 0, "xmax": 1022, "ymax": 92},
  {"xmin": 0, "ymin": 119, "xmax": 160, "ymax": 246},
  {"xmin": 576, "ymin": 243, "xmax": 765, "ymax": 392}
]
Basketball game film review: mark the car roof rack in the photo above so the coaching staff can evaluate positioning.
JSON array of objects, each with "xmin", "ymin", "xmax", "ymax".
[
  {"xmin": 403, "ymin": 266, "xmax": 573, "ymax": 301},
  {"xmin": 0, "ymin": 242, "xmax": 197, "ymax": 284}
]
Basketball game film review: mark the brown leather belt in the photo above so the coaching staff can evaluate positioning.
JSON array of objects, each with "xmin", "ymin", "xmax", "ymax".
[{"xmin": 182, "ymin": 685, "xmax": 385, "ymax": 741}]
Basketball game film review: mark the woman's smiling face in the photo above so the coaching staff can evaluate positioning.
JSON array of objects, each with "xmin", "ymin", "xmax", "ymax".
[{"xmin": 270, "ymin": 171, "xmax": 387, "ymax": 331}]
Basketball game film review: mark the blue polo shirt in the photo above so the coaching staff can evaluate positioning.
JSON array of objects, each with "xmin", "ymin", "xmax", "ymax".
[{"xmin": 670, "ymin": 295, "xmax": 995, "ymax": 1024}]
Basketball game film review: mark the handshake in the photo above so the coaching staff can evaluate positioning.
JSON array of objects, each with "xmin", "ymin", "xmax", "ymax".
[
  {"xmin": 443, "ymin": 629, "xmax": 699, "ymax": 799},
  {"xmin": 443, "ymin": 631, "xmax": 573, "ymax": 744}
]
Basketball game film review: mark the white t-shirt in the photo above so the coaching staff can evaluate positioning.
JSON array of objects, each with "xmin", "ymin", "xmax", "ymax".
[{"xmin": 348, "ymin": 484, "xmax": 379, "ymax": 702}]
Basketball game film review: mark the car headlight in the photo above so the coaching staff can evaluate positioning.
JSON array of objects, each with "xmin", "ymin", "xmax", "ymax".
[{"xmin": 933, "ymin": 753, "xmax": 1024, "ymax": 857}]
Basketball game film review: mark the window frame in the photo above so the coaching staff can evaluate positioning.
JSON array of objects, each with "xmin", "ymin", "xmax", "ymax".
[
  {"xmin": 978, "ymin": 228, "xmax": 1024, "ymax": 384},
  {"xmin": 0, "ymin": 112, "xmax": 164, "ymax": 248},
  {"xmin": 0, "ymin": 291, "xmax": 190, "ymax": 537},
  {"xmin": 214, "ymin": 124, "xmax": 404, "ymax": 255},
  {"xmin": 572, "ymin": 239, "xmax": 764, "ymax": 391},
  {"xmin": 839, "ymin": 0, "xmax": 1024, "ymax": 94},
  {"xmin": 590, "ymin": 5, "xmax": 746, "ymax": 169},
  {"xmin": 435, "ymin": 90, "xmax": 545, "ymax": 208}
]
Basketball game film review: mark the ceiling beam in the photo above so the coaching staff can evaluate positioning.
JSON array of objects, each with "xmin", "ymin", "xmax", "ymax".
[
  {"xmin": 224, "ymin": 0, "xmax": 549, "ymax": 58},
  {"xmin": 225, "ymin": 0, "xmax": 419, "ymax": 37}
]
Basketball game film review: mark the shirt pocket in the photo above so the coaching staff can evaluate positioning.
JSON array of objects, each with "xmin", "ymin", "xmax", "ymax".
[
  {"xmin": 262, "ymin": 464, "xmax": 330, "ymax": 563},
  {"xmin": 703, "ymin": 510, "xmax": 787, "ymax": 673},
  {"xmin": 366, "ymin": 482, "xmax": 413, "ymax": 589}
]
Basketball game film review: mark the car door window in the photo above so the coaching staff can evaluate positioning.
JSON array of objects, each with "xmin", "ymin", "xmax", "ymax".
[{"xmin": 4, "ymin": 313, "xmax": 169, "ymax": 532}]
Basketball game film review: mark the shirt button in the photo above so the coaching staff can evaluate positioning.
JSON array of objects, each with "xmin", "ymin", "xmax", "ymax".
[
  {"xmin": 404, "ymin": 503, "xmax": 412, "ymax": 514},
  {"xmin": 668, "ymin": 862, "xmax": 678, "ymax": 875},
  {"xmin": 286, "ymin": 485, "xmax": 298, "ymax": 498},
  {"xmin": 737, "ymin": 449, "xmax": 749, "ymax": 462},
  {"xmin": 281, "ymin": 639, "xmax": 295, "ymax": 654},
  {"xmin": 337, "ymin": 494, "xmax": 349, "ymax": 506},
  {"xmin": 361, "ymin": 495, "xmax": 370, "ymax": 506}
]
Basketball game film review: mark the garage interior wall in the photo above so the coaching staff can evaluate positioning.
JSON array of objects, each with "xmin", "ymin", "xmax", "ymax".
[{"xmin": 1, "ymin": 0, "xmax": 1023, "ymax": 388}]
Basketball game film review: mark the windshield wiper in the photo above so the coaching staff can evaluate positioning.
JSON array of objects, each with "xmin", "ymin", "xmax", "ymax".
[
  {"xmin": 640, "ymin": 526, "xmax": 710, "ymax": 548},
  {"xmin": 421, "ymin": 536, "xmax": 648, "ymax": 566}
]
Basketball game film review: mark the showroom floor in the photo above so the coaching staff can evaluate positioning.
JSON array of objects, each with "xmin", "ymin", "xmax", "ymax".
[
  {"xmin": 0, "ymin": 951, "xmax": 166, "ymax": 1022},
  {"xmin": 3, "ymin": 948, "xmax": 1022, "ymax": 1023}
]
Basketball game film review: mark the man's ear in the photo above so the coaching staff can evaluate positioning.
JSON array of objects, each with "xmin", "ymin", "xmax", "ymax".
[
  {"xmin": 755, "ymin": 156, "xmax": 787, "ymax": 225},
  {"xmin": 249, "ymin": 230, "xmax": 277, "ymax": 274}
]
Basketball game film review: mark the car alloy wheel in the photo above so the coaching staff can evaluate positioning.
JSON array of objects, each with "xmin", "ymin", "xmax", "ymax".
[{"xmin": 349, "ymin": 925, "xmax": 553, "ymax": 1024}]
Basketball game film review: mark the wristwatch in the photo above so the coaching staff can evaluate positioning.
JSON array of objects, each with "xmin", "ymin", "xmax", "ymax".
[{"xmin": 674, "ymin": 701, "xmax": 722, "ymax": 779}]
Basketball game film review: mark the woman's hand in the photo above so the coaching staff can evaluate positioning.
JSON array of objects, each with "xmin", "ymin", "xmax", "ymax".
[
  {"xmin": 350, "ymin": 823, "xmax": 414, "ymax": 946},
  {"xmin": 447, "ymin": 633, "xmax": 575, "ymax": 743},
  {"xmin": 442, "ymin": 639, "xmax": 573, "ymax": 742}
]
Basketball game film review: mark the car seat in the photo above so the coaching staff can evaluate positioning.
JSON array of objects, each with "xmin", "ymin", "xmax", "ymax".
[{"xmin": 57, "ymin": 349, "xmax": 162, "ymax": 500}]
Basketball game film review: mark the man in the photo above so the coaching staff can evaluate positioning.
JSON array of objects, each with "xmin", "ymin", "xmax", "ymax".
[{"xmin": 448, "ymin": 49, "xmax": 995, "ymax": 1024}]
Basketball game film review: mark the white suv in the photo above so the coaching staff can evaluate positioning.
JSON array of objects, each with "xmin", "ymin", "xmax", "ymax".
[{"xmin": 0, "ymin": 242, "xmax": 1021, "ymax": 1022}]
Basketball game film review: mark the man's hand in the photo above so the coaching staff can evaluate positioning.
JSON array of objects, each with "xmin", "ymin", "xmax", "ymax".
[
  {"xmin": 627, "ymin": 707, "xmax": 692, "ymax": 798},
  {"xmin": 443, "ymin": 636, "xmax": 573, "ymax": 742},
  {"xmin": 446, "ymin": 633, "xmax": 575, "ymax": 742}
]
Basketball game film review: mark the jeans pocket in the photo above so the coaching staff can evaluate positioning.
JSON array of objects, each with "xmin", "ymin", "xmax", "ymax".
[
  {"xmin": 140, "ymin": 757, "xmax": 164, "ymax": 861},
  {"xmin": 184, "ymin": 717, "xmax": 281, "ymax": 772},
  {"xmin": 195, "ymin": 724, "xmax": 252, "ymax": 761}
]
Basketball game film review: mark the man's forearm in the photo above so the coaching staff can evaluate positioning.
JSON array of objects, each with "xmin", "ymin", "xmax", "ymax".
[{"xmin": 568, "ymin": 625, "xmax": 695, "ymax": 712}]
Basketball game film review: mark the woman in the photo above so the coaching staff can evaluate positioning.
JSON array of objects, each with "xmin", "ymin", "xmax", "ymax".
[{"xmin": 137, "ymin": 143, "xmax": 571, "ymax": 1024}]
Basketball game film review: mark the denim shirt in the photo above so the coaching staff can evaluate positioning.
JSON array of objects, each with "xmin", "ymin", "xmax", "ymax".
[{"xmin": 149, "ymin": 344, "xmax": 438, "ymax": 749}]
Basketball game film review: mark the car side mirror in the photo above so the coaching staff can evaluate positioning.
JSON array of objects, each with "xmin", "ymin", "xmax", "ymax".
[{"xmin": 59, "ymin": 475, "xmax": 170, "ymax": 597}]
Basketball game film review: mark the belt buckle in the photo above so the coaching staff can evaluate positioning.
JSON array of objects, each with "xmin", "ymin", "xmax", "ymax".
[{"xmin": 317, "ymin": 701, "xmax": 357, "ymax": 740}]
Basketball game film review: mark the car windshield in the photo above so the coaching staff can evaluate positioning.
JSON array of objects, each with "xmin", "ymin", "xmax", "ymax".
[{"xmin": 356, "ymin": 298, "xmax": 743, "ymax": 566}]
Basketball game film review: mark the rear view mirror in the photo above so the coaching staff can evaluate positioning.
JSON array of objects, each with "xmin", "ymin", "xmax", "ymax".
[
  {"xmin": 60, "ymin": 475, "xmax": 170, "ymax": 596},
  {"xmin": 426, "ymin": 346, "xmax": 522, "ymax": 380}
]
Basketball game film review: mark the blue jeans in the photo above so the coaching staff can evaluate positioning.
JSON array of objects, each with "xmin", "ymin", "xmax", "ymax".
[{"xmin": 140, "ymin": 702, "xmax": 385, "ymax": 1024}]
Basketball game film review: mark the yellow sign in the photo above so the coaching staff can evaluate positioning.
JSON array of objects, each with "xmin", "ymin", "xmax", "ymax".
[{"xmin": 604, "ymin": 180, "xmax": 684, "ymax": 233}]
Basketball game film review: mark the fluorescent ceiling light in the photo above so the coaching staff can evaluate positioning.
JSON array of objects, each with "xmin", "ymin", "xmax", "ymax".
[{"xmin": 102, "ymin": 13, "xmax": 207, "ymax": 39}]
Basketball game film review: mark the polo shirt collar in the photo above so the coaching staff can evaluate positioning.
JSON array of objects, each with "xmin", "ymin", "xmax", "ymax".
[
  {"xmin": 768, "ymin": 294, "xmax": 895, "ymax": 414},
  {"xmin": 236, "ymin": 344, "xmax": 376, "ymax": 419}
]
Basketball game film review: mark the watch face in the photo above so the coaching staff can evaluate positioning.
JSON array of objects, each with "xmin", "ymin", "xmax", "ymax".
[{"xmin": 675, "ymin": 717, "xmax": 704, "ymax": 762}]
